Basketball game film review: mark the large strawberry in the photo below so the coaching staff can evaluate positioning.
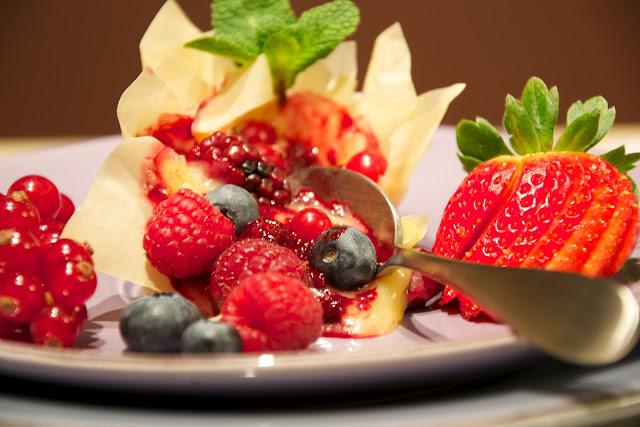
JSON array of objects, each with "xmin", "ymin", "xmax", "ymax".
[{"xmin": 428, "ymin": 77, "xmax": 640, "ymax": 320}]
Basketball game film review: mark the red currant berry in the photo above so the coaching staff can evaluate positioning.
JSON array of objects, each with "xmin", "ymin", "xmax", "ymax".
[
  {"xmin": 68, "ymin": 304, "xmax": 88, "ymax": 333},
  {"xmin": 288, "ymin": 208, "xmax": 332, "ymax": 242},
  {"xmin": 8, "ymin": 175, "xmax": 61, "ymax": 220},
  {"xmin": 238, "ymin": 121, "xmax": 277, "ymax": 145},
  {"xmin": 0, "ymin": 192, "xmax": 40, "ymax": 231},
  {"xmin": 41, "ymin": 239, "xmax": 93, "ymax": 274},
  {"xmin": 0, "ymin": 272, "xmax": 46, "ymax": 323},
  {"xmin": 345, "ymin": 151, "xmax": 388, "ymax": 182},
  {"xmin": 30, "ymin": 305, "xmax": 80, "ymax": 347},
  {"xmin": 0, "ymin": 228, "xmax": 41, "ymax": 274},
  {"xmin": 0, "ymin": 317, "xmax": 21, "ymax": 339},
  {"xmin": 37, "ymin": 220, "xmax": 65, "ymax": 246},
  {"xmin": 54, "ymin": 194, "xmax": 75, "ymax": 224},
  {"xmin": 44, "ymin": 260, "xmax": 97, "ymax": 309}
]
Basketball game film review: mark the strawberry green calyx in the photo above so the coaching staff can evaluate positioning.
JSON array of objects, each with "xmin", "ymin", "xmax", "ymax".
[
  {"xmin": 456, "ymin": 77, "xmax": 638, "ymax": 178},
  {"xmin": 185, "ymin": 0, "xmax": 360, "ymax": 103}
]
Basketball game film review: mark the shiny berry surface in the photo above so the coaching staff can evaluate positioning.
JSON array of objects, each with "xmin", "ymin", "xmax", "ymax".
[
  {"xmin": 44, "ymin": 260, "xmax": 97, "ymax": 309},
  {"xmin": 37, "ymin": 220, "xmax": 65, "ymax": 246},
  {"xmin": 345, "ymin": 151, "xmax": 388, "ymax": 182},
  {"xmin": 288, "ymin": 208, "xmax": 332, "ymax": 242},
  {"xmin": 0, "ymin": 227, "xmax": 41, "ymax": 274},
  {"xmin": 238, "ymin": 219, "xmax": 288, "ymax": 243},
  {"xmin": 8, "ymin": 175, "xmax": 61, "ymax": 220},
  {"xmin": 0, "ymin": 192, "xmax": 40, "ymax": 231},
  {"xmin": 54, "ymin": 194, "xmax": 75, "ymax": 224},
  {"xmin": 30, "ymin": 305, "xmax": 80, "ymax": 347},
  {"xmin": 41, "ymin": 239, "xmax": 93, "ymax": 274},
  {"xmin": 237, "ymin": 121, "xmax": 277, "ymax": 146},
  {"xmin": 0, "ymin": 272, "xmax": 46, "ymax": 323}
]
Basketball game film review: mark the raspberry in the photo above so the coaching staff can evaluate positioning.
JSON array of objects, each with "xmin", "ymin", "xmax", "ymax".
[
  {"xmin": 143, "ymin": 189, "xmax": 235, "ymax": 278},
  {"xmin": 0, "ymin": 227, "xmax": 41, "ymax": 275},
  {"xmin": 238, "ymin": 219, "xmax": 289, "ymax": 243},
  {"xmin": 8, "ymin": 175, "xmax": 61, "ymax": 220},
  {"xmin": 0, "ymin": 192, "xmax": 40, "ymax": 231},
  {"xmin": 209, "ymin": 239, "xmax": 310, "ymax": 308},
  {"xmin": 221, "ymin": 272, "xmax": 323, "ymax": 351}
]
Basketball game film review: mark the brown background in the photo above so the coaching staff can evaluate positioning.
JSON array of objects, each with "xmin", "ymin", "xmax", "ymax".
[{"xmin": 0, "ymin": 0, "xmax": 639, "ymax": 136}]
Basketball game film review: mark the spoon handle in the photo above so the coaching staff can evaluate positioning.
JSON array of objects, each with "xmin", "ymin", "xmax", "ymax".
[{"xmin": 387, "ymin": 249, "xmax": 640, "ymax": 365}]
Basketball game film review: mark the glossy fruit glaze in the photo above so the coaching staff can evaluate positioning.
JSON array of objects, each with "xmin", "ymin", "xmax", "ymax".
[{"xmin": 138, "ymin": 96, "xmax": 400, "ymax": 337}]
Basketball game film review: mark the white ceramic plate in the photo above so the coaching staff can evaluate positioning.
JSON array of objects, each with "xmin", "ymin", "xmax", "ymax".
[{"xmin": 0, "ymin": 127, "xmax": 635, "ymax": 395}]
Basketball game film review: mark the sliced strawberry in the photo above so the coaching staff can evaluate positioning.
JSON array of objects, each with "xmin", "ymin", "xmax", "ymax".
[
  {"xmin": 581, "ymin": 174, "xmax": 637, "ymax": 276},
  {"xmin": 435, "ymin": 77, "xmax": 640, "ymax": 321},
  {"xmin": 435, "ymin": 158, "xmax": 520, "ymax": 305}
]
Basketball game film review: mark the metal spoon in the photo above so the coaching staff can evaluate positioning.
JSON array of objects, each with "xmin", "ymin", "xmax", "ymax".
[{"xmin": 289, "ymin": 167, "xmax": 640, "ymax": 366}]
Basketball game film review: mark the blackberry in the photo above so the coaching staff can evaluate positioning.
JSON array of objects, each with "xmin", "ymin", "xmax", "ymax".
[{"xmin": 188, "ymin": 131, "xmax": 291, "ymax": 206}]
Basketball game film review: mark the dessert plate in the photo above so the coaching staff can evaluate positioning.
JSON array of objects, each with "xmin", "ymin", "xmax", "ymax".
[{"xmin": 0, "ymin": 127, "xmax": 637, "ymax": 395}]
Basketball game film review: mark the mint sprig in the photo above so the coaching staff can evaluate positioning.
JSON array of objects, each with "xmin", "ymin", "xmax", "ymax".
[
  {"xmin": 457, "ymin": 77, "xmax": 640, "ymax": 179},
  {"xmin": 186, "ymin": 0, "xmax": 360, "ymax": 102}
]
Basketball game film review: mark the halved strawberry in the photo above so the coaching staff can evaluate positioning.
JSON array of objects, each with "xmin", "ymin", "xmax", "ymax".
[{"xmin": 433, "ymin": 77, "xmax": 640, "ymax": 320}]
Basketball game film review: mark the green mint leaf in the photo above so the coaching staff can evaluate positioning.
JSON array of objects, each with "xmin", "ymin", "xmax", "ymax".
[
  {"xmin": 503, "ymin": 94, "xmax": 541, "ymax": 155},
  {"xmin": 263, "ymin": 29, "xmax": 303, "ymax": 88},
  {"xmin": 567, "ymin": 96, "xmax": 616, "ymax": 150},
  {"xmin": 521, "ymin": 77, "xmax": 559, "ymax": 151},
  {"xmin": 288, "ymin": 0, "xmax": 360, "ymax": 76},
  {"xmin": 600, "ymin": 145, "xmax": 640, "ymax": 174},
  {"xmin": 458, "ymin": 154, "xmax": 483, "ymax": 173},
  {"xmin": 456, "ymin": 118, "xmax": 513, "ymax": 163},
  {"xmin": 185, "ymin": 36, "xmax": 257, "ymax": 64},
  {"xmin": 212, "ymin": 0, "xmax": 295, "ymax": 51},
  {"xmin": 554, "ymin": 109, "xmax": 600, "ymax": 152}
]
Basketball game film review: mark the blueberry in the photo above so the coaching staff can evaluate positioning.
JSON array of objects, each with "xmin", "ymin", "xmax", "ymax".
[
  {"xmin": 180, "ymin": 320, "xmax": 242, "ymax": 353},
  {"xmin": 309, "ymin": 226, "xmax": 378, "ymax": 291},
  {"xmin": 206, "ymin": 184, "xmax": 259, "ymax": 233},
  {"xmin": 119, "ymin": 293, "xmax": 201, "ymax": 353}
]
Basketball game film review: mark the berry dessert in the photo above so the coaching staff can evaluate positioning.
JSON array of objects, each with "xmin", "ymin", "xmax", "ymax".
[
  {"xmin": 59, "ymin": 0, "xmax": 638, "ymax": 356},
  {"xmin": 412, "ymin": 77, "xmax": 640, "ymax": 320},
  {"xmin": 63, "ymin": 0, "xmax": 459, "ymax": 352},
  {"xmin": 0, "ymin": 175, "xmax": 96, "ymax": 348}
]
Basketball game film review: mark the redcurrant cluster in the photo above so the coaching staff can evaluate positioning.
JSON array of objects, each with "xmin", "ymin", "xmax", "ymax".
[{"xmin": 0, "ymin": 175, "xmax": 96, "ymax": 348}]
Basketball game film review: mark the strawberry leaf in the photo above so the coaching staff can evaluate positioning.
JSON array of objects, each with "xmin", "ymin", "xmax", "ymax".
[
  {"xmin": 457, "ymin": 118, "xmax": 513, "ymax": 166},
  {"xmin": 601, "ymin": 145, "xmax": 640, "ymax": 174},
  {"xmin": 554, "ymin": 109, "xmax": 600, "ymax": 152},
  {"xmin": 521, "ymin": 77, "xmax": 559, "ymax": 151},
  {"xmin": 458, "ymin": 154, "xmax": 483, "ymax": 173},
  {"xmin": 503, "ymin": 94, "xmax": 541, "ymax": 155},
  {"xmin": 567, "ymin": 96, "xmax": 616, "ymax": 150}
]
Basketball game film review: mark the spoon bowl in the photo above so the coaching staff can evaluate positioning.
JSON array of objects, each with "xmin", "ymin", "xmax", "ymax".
[{"xmin": 290, "ymin": 166, "xmax": 640, "ymax": 366}]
